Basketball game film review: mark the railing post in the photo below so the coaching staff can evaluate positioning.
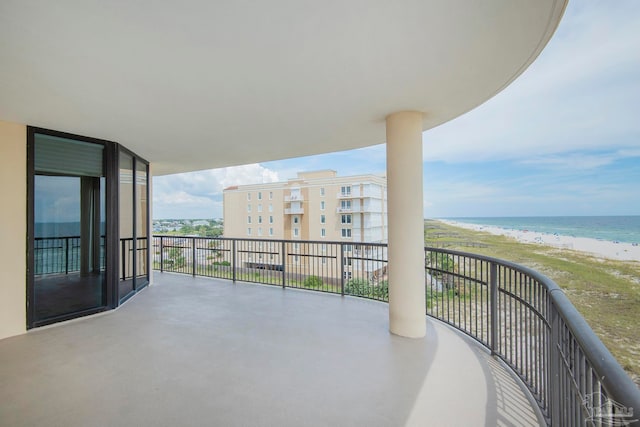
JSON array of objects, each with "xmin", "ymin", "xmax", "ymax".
[
  {"xmin": 65, "ymin": 236, "xmax": 70, "ymax": 275},
  {"xmin": 160, "ymin": 236, "xmax": 164, "ymax": 273},
  {"xmin": 550, "ymin": 303, "xmax": 561, "ymax": 425},
  {"xmin": 490, "ymin": 262, "xmax": 498, "ymax": 355},
  {"xmin": 121, "ymin": 238, "xmax": 126, "ymax": 281},
  {"xmin": 340, "ymin": 243, "xmax": 345, "ymax": 296},
  {"xmin": 281, "ymin": 241, "xmax": 286, "ymax": 289},
  {"xmin": 192, "ymin": 237, "xmax": 196, "ymax": 277},
  {"xmin": 232, "ymin": 239, "xmax": 237, "ymax": 283}
]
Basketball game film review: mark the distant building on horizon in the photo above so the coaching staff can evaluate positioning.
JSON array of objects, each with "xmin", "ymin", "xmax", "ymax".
[{"xmin": 223, "ymin": 170, "xmax": 387, "ymax": 243}]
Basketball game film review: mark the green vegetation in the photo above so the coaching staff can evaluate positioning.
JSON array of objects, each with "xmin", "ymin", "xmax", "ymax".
[
  {"xmin": 425, "ymin": 219, "xmax": 640, "ymax": 385},
  {"xmin": 344, "ymin": 278, "xmax": 389, "ymax": 300},
  {"xmin": 156, "ymin": 219, "xmax": 223, "ymax": 237},
  {"xmin": 166, "ymin": 248, "xmax": 186, "ymax": 268},
  {"xmin": 303, "ymin": 275, "xmax": 323, "ymax": 289}
]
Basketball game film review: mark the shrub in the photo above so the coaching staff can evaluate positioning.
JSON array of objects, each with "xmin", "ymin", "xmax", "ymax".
[
  {"xmin": 344, "ymin": 279, "xmax": 388, "ymax": 300},
  {"xmin": 303, "ymin": 275, "xmax": 323, "ymax": 288}
]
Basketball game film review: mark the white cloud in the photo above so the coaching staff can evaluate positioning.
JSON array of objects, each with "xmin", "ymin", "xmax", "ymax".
[
  {"xmin": 423, "ymin": 1, "xmax": 640, "ymax": 164},
  {"xmin": 153, "ymin": 164, "xmax": 279, "ymax": 218}
]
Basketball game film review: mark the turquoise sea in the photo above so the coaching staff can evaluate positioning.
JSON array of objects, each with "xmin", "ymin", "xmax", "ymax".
[{"xmin": 442, "ymin": 216, "xmax": 640, "ymax": 244}]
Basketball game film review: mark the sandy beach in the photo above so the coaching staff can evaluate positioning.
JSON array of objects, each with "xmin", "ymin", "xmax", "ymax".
[{"xmin": 439, "ymin": 220, "xmax": 640, "ymax": 262}]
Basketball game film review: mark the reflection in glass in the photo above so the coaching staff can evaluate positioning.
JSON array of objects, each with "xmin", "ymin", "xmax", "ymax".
[
  {"xmin": 33, "ymin": 136, "xmax": 106, "ymax": 323},
  {"xmin": 135, "ymin": 161, "xmax": 148, "ymax": 287},
  {"xmin": 119, "ymin": 152, "xmax": 135, "ymax": 300}
]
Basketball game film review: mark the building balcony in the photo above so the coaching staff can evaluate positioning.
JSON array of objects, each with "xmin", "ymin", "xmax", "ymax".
[
  {"xmin": 0, "ymin": 273, "xmax": 540, "ymax": 426},
  {"xmin": 2, "ymin": 235, "xmax": 637, "ymax": 427},
  {"xmin": 284, "ymin": 195, "xmax": 304, "ymax": 202},
  {"xmin": 284, "ymin": 207, "xmax": 304, "ymax": 215},
  {"xmin": 337, "ymin": 191, "xmax": 356, "ymax": 199}
]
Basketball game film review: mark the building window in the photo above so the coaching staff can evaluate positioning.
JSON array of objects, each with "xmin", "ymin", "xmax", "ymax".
[
  {"xmin": 269, "ymin": 204, "xmax": 273, "ymax": 212},
  {"xmin": 258, "ymin": 216, "xmax": 262, "ymax": 224},
  {"xmin": 341, "ymin": 228, "xmax": 352, "ymax": 238},
  {"xmin": 321, "ymin": 228, "xmax": 326, "ymax": 237},
  {"xmin": 320, "ymin": 214, "xmax": 326, "ymax": 224},
  {"xmin": 247, "ymin": 228, "xmax": 252, "ymax": 235},
  {"xmin": 343, "ymin": 257, "xmax": 352, "ymax": 266},
  {"xmin": 258, "ymin": 204, "xmax": 262, "ymax": 212},
  {"xmin": 269, "ymin": 215, "xmax": 273, "ymax": 224},
  {"xmin": 258, "ymin": 192, "xmax": 262, "ymax": 200},
  {"xmin": 341, "ymin": 200, "xmax": 351, "ymax": 210},
  {"xmin": 322, "ymin": 257, "xmax": 326, "ymax": 265},
  {"xmin": 269, "ymin": 191, "xmax": 273, "ymax": 200},
  {"xmin": 269, "ymin": 228, "xmax": 273, "ymax": 236},
  {"xmin": 247, "ymin": 216, "xmax": 252, "ymax": 224},
  {"xmin": 341, "ymin": 214, "xmax": 352, "ymax": 224},
  {"xmin": 341, "ymin": 185, "xmax": 351, "ymax": 196},
  {"xmin": 247, "ymin": 193, "xmax": 251, "ymax": 201},
  {"xmin": 294, "ymin": 228, "xmax": 299, "ymax": 237},
  {"xmin": 294, "ymin": 243, "xmax": 299, "ymax": 250},
  {"xmin": 320, "ymin": 187, "xmax": 325, "ymax": 196},
  {"xmin": 321, "ymin": 244, "xmax": 327, "ymax": 252},
  {"xmin": 258, "ymin": 228, "xmax": 262, "ymax": 236},
  {"xmin": 247, "ymin": 204, "xmax": 251, "ymax": 212},
  {"xmin": 293, "ymin": 216, "xmax": 299, "ymax": 224},
  {"xmin": 320, "ymin": 201, "xmax": 325, "ymax": 210}
]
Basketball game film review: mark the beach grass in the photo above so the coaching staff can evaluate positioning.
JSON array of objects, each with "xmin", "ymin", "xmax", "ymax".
[{"xmin": 425, "ymin": 219, "xmax": 640, "ymax": 386}]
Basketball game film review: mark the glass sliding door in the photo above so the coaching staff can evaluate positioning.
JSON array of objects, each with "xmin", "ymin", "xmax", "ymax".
[
  {"xmin": 118, "ymin": 152, "xmax": 135, "ymax": 300},
  {"xmin": 135, "ymin": 161, "xmax": 149, "ymax": 289},
  {"xmin": 118, "ymin": 148, "xmax": 149, "ymax": 303},
  {"xmin": 30, "ymin": 133, "xmax": 107, "ymax": 326},
  {"xmin": 27, "ymin": 127, "xmax": 149, "ymax": 328}
]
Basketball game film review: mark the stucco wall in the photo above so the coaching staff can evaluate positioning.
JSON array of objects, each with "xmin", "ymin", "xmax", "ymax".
[{"xmin": 0, "ymin": 120, "xmax": 27, "ymax": 339}]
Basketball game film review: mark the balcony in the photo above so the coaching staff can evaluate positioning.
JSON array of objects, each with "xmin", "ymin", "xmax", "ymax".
[
  {"xmin": 3, "ymin": 235, "xmax": 638, "ymax": 426},
  {"xmin": 284, "ymin": 207, "xmax": 304, "ymax": 215},
  {"xmin": 337, "ymin": 191, "xmax": 356, "ymax": 199},
  {"xmin": 284, "ymin": 194, "xmax": 304, "ymax": 202},
  {"xmin": 0, "ymin": 273, "xmax": 540, "ymax": 426}
]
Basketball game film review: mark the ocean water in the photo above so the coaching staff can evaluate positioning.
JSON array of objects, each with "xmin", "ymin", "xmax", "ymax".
[{"xmin": 443, "ymin": 216, "xmax": 640, "ymax": 244}]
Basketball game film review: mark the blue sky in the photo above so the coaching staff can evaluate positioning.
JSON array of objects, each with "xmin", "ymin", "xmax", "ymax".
[{"xmin": 154, "ymin": 1, "xmax": 640, "ymax": 219}]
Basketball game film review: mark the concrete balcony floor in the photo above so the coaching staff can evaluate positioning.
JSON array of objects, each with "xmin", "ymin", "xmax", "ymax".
[{"xmin": 0, "ymin": 274, "xmax": 542, "ymax": 426}]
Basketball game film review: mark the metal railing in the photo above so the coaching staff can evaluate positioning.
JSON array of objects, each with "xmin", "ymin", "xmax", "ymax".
[
  {"xmin": 34, "ymin": 236, "xmax": 82, "ymax": 274},
  {"xmin": 120, "ymin": 237, "xmax": 149, "ymax": 281},
  {"xmin": 153, "ymin": 236, "xmax": 639, "ymax": 426},
  {"xmin": 34, "ymin": 236, "xmax": 146, "ymax": 280}
]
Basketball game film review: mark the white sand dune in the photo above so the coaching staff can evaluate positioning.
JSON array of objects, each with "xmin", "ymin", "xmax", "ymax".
[{"xmin": 438, "ymin": 220, "xmax": 640, "ymax": 262}]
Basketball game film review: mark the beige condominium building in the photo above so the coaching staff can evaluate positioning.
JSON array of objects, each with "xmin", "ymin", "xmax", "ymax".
[
  {"xmin": 224, "ymin": 170, "xmax": 387, "ymax": 243},
  {"xmin": 223, "ymin": 170, "xmax": 388, "ymax": 281}
]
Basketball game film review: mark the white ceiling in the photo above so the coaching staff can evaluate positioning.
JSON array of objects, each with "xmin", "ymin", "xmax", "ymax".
[{"xmin": 0, "ymin": 1, "xmax": 566, "ymax": 175}]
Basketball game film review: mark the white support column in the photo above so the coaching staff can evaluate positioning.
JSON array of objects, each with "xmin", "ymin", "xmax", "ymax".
[{"xmin": 386, "ymin": 111, "xmax": 426, "ymax": 338}]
